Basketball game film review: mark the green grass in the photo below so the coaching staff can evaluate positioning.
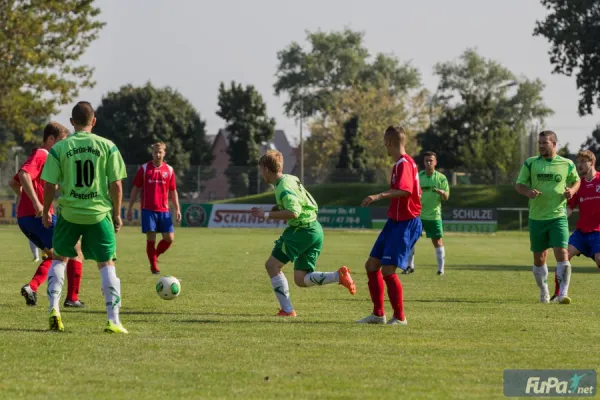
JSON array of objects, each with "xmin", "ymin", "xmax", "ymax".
[{"xmin": 1, "ymin": 226, "xmax": 599, "ymax": 399}]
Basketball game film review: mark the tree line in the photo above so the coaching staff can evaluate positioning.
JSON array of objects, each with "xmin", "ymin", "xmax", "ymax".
[{"xmin": 2, "ymin": 0, "xmax": 599, "ymax": 195}]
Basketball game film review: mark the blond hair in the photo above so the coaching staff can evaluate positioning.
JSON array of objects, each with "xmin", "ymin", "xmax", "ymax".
[
  {"xmin": 152, "ymin": 142, "xmax": 166, "ymax": 151},
  {"xmin": 384, "ymin": 125, "xmax": 407, "ymax": 146},
  {"xmin": 259, "ymin": 150, "xmax": 284, "ymax": 174},
  {"xmin": 577, "ymin": 150, "xmax": 596, "ymax": 165}
]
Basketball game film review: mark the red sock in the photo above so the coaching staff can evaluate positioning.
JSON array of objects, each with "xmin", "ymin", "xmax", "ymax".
[
  {"xmin": 66, "ymin": 260, "xmax": 83, "ymax": 302},
  {"xmin": 554, "ymin": 272, "xmax": 560, "ymax": 296},
  {"xmin": 383, "ymin": 273, "xmax": 405, "ymax": 321},
  {"xmin": 156, "ymin": 240, "xmax": 172, "ymax": 257},
  {"xmin": 29, "ymin": 259, "xmax": 52, "ymax": 291},
  {"xmin": 367, "ymin": 270, "xmax": 385, "ymax": 317},
  {"xmin": 147, "ymin": 241, "xmax": 157, "ymax": 269}
]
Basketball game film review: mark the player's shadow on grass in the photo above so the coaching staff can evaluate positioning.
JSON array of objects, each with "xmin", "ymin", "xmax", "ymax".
[
  {"xmin": 0, "ymin": 327, "xmax": 49, "ymax": 333},
  {"xmin": 76, "ymin": 310, "xmax": 192, "ymax": 316},
  {"xmin": 451, "ymin": 264, "xmax": 600, "ymax": 273},
  {"xmin": 176, "ymin": 318, "xmax": 350, "ymax": 325}
]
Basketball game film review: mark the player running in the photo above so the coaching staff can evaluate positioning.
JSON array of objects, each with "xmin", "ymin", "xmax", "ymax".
[
  {"xmin": 250, "ymin": 150, "xmax": 356, "ymax": 317},
  {"xmin": 357, "ymin": 126, "xmax": 422, "ymax": 325},
  {"xmin": 515, "ymin": 130, "xmax": 580, "ymax": 304},
  {"xmin": 550, "ymin": 150, "xmax": 600, "ymax": 301},
  {"xmin": 41, "ymin": 101, "xmax": 128, "ymax": 333},
  {"xmin": 406, "ymin": 151, "xmax": 449, "ymax": 275},
  {"xmin": 127, "ymin": 142, "xmax": 181, "ymax": 274},
  {"xmin": 8, "ymin": 122, "xmax": 85, "ymax": 308}
]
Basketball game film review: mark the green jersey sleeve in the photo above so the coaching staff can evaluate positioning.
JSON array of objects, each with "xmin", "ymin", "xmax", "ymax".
[
  {"xmin": 41, "ymin": 147, "xmax": 62, "ymax": 185},
  {"xmin": 566, "ymin": 161, "xmax": 580, "ymax": 185},
  {"xmin": 281, "ymin": 191, "xmax": 302, "ymax": 217},
  {"xmin": 516, "ymin": 160, "xmax": 532, "ymax": 186},
  {"xmin": 440, "ymin": 175, "xmax": 450, "ymax": 197},
  {"xmin": 107, "ymin": 145, "xmax": 127, "ymax": 183}
]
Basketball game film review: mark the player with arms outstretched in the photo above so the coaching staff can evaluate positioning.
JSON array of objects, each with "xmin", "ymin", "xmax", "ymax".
[
  {"xmin": 250, "ymin": 150, "xmax": 356, "ymax": 317},
  {"xmin": 41, "ymin": 102, "xmax": 128, "ymax": 333},
  {"xmin": 550, "ymin": 150, "xmax": 600, "ymax": 301},
  {"xmin": 406, "ymin": 151, "xmax": 449, "ymax": 275},
  {"xmin": 515, "ymin": 131, "xmax": 580, "ymax": 304},
  {"xmin": 8, "ymin": 122, "xmax": 85, "ymax": 308},
  {"xmin": 357, "ymin": 126, "xmax": 422, "ymax": 325},
  {"xmin": 127, "ymin": 142, "xmax": 181, "ymax": 274}
]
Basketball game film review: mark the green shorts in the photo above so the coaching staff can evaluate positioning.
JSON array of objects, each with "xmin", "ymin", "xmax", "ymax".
[
  {"xmin": 272, "ymin": 220, "xmax": 323, "ymax": 272},
  {"xmin": 53, "ymin": 214, "xmax": 116, "ymax": 262},
  {"xmin": 421, "ymin": 219, "xmax": 443, "ymax": 239},
  {"xmin": 528, "ymin": 217, "xmax": 569, "ymax": 252}
]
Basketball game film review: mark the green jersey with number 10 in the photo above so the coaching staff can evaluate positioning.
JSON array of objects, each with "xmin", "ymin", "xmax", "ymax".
[{"xmin": 41, "ymin": 131, "xmax": 127, "ymax": 225}]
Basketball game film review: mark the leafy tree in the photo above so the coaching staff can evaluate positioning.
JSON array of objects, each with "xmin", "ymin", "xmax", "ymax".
[
  {"xmin": 534, "ymin": 0, "xmax": 600, "ymax": 115},
  {"xmin": 557, "ymin": 143, "xmax": 571, "ymax": 158},
  {"xmin": 94, "ymin": 83, "xmax": 213, "ymax": 193},
  {"xmin": 331, "ymin": 116, "xmax": 369, "ymax": 183},
  {"xmin": 580, "ymin": 124, "xmax": 600, "ymax": 167},
  {"xmin": 274, "ymin": 28, "xmax": 420, "ymax": 119},
  {"xmin": 216, "ymin": 81, "xmax": 275, "ymax": 197},
  {"xmin": 418, "ymin": 49, "xmax": 553, "ymax": 182},
  {"xmin": 0, "ymin": 0, "xmax": 105, "ymax": 158}
]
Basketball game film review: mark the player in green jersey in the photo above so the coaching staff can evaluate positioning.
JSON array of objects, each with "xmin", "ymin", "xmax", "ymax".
[
  {"xmin": 515, "ymin": 131, "xmax": 580, "ymax": 304},
  {"xmin": 250, "ymin": 150, "xmax": 356, "ymax": 317},
  {"xmin": 405, "ymin": 151, "xmax": 450, "ymax": 275},
  {"xmin": 41, "ymin": 101, "xmax": 128, "ymax": 333}
]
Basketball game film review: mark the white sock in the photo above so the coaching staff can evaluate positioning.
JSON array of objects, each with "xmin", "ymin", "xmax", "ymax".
[
  {"xmin": 408, "ymin": 248, "xmax": 415, "ymax": 269},
  {"xmin": 29, "ymin": 241, "xmax": 39, "ymax": 259},
  {"xmin": 533, "ymin": 265, "xmax": 549, "ymax": 296},
  {"xmin": 435, "ymin": 246, "xmax": 445, "ymax": 273},
  {"xmin": 556, "ymin": 261, "xmax": 572, "ymax": 298},
  {"xmin": 47, "ymin": 260, "xmax": 66, "ymax": 312},
  {"xmin": 303, "ymin": 272, "xmax": 338, "ymax": 287},
  {"xmin": 270, "ymin": 273, "xmax": 293, "ymax": 312},
  {"xmin": 100, "ymin": 265, "xmax": 121, "ymax": 325}
]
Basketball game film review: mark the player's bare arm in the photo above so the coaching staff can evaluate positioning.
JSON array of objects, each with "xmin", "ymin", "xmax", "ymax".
[
  {"xmin": 42, "ymin": 182, "xmax": 56, "ymax": 228},
  {"xmin": 110, "ymin": 180, "xmax": 123, "ymax": 233},
  {"xmin": 18, "ymin": 170, "xmax": 43, "ymax": 215},
  {"xmin": 515, "ymin": 183, "xmax": 541, "ymax": 199},
  {"xmin": 433, "ymin": 188, "xmax": 449, "ymax": 201},
  {"xmin": 564, "ymin": 180, "xmax": 581, "ymax": 200},
  {"xmin": 8, "ymin": 178, "xmax": 21, "ymax": 196},
  {"xmin": 170, "ymin": 189, "xmax": 181, "ymax": 222},
  {"xmin": 126, "ymin": 186, "xmax": 141, "ymax": 221},
  {"xmin": 251, "ymin": 207, "xmax": 297, "ymax": 220},
  {"xmin": 361, "ymin": 189, "xmax": 410, "ymax": 207}
]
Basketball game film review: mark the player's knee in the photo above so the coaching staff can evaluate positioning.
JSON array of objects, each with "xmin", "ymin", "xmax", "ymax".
[
  {"xmin": 164, "ymin": 236, "xmax": 174, "ymax": 244},
  {"xmin": 365, "ymin": 260, "xmax": 377, "ymax": 272},
  {"xmin": 595, "ymin": 254, "xmax": 600, "ymax": 268},
  {"xmin": 294, "ymin": 275, "xmax": 307, "ymax": 287}
]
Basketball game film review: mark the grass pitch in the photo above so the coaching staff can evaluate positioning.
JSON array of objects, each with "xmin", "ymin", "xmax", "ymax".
[{"xmin": 1, "ymin": 226, "xmax": 599, "ymax": 399}]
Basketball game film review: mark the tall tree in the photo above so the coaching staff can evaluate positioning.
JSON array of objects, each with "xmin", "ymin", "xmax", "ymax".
[
  {"xmin": 305, "ymin": 82, "xmax": 428, "ymax": 183},
  {"xmin": 331, "ymin": 116, "xmax": 369, "ymax": 183},
  {"xmin": 94, "ymin": 83, "xmax": 212, "ymax": 193},
  {"xmin": 216, "ymin": 82, "xmax": 275, "ymax": 197},
  {"xmin": 274, "ymin": 28, "xmax": 421, "ymax": 119},
  {"xmin": 557, "ymin": 143, "xmax": 572, "ymax": 158},
  {"xmin": 534, "ymin": 0, "xmax": 600, "ymax": 115},
  {"xmin": 418, "ymin": 49, "xmax": 553, "ymax": 182},
  {"xmin": 580, "ymin": 124, "xmax": 600, "ymax": 167},
  {"xmin": 0, "ymin": 0, "xmax": 105, "ymax": 158}
]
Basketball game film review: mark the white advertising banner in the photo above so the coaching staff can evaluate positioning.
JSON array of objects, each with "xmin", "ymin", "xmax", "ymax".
[{"xmin": 208, "ymin": 204, "xmax": 288, "ymax": 228}]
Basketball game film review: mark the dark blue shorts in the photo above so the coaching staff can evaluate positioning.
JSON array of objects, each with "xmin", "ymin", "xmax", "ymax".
[
  {"xmin": 569, "ymin": 230, "xmax": 600, "ymax": 259},
  {"xmin": 370, "ymin": 217, "xmax": 422, "ymax": 270},
  {"xmin": 18, "ymin": 215, "xmax": 57, "ymax": 250},
  {"xmin": 141, "ymin": 209, "xmax": 174, "ymax": 234}
]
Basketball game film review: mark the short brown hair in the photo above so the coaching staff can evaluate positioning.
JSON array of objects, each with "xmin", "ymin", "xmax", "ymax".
[
  {"xmin": 43, "ymin": 121, "xmax": 68, "ymax": 142},
  {"xmin": 259, "ymin": 150, "xmax": 283, "ymax": 174},
  {"xmin": 71, "ymin": 101, "xmax": 95, "ymax": 126},
  {"xmin": 577, "ymin": 150, "xmax": 596, "ymax": 165},
  {"xmin": 539, "ymin": 130, "xmax": 558, "ymax": 143},
  {"xmin": 423, "ymin": 151, "xmax": 437, "ymax": 158},
  {"xmin": 152, "ymin": 142, "xmax": 166, "ymax": 151},
  {"xmin": 384, "ymin": 125, "xmax": 407, "ymax": 146}
]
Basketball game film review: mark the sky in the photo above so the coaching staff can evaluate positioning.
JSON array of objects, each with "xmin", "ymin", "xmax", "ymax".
[{"xmin": 56, "ymin": 0, "xmax": 599, "ymax": 150}]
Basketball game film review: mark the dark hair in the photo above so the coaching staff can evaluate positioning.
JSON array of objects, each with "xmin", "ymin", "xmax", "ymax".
[
  {"xmin": 539, "ymin": 130, "xmax": 558, "ymax": 144},
  {"xmin": 43, "ymin": 122, "xmax": 68, "ymax": 142},
  {"xmin": 71, "ymin": 101, "xmax": 95, "ymax": 126},
  {"xmin": 423, "ymin": 151, "xmax": 437, "ymax": 158}
]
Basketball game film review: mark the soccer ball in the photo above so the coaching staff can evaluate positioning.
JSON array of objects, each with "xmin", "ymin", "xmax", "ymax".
[{"xmin": 156, "ymin": 276, "xmax": 181, "ymax": 300}]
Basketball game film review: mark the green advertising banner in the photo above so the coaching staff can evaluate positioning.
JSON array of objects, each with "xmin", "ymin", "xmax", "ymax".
[
  {"xmin": 318, "ymin": 207, "xmax": 372, "ymax": 229},
  {"xmin": 181, "ymin": 203, "xmax": 213, "ymax": 227},
  {"xmin": 443, "ymin": 221, "xmax": 497, "ymax": 233}
]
